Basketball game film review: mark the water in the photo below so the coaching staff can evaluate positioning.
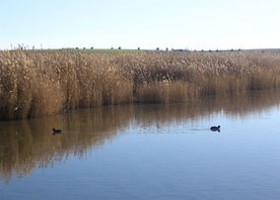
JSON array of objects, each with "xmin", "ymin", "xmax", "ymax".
[{"xmin": 1, "ymin": 91, "xmax": 280, "ymax": 200}]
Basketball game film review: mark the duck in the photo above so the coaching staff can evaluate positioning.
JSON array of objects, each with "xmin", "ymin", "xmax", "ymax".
[
  {"xmin": 52, "ymin": 128, "xmax": 62, "ymax": 134},
  {"xmin": 210, "ymin": 125, "xmax": 220, "ymax": 132}
]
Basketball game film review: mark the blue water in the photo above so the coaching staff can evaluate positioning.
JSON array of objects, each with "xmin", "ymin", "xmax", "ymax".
[{"xmin": 1, "ymin": 93, "xmax": 280, "ymax": 200}]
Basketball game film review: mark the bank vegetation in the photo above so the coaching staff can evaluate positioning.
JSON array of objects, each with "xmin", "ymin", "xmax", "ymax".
[{"xmin": 1, "ymin": 49, "xmax": 280, "ymax": 119}]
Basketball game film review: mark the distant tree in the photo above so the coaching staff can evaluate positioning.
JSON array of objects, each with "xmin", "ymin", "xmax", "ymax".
[
  {"xmin": 76, "ymin": 47, "xmax": 79, "ymax": 50},
  {"xmin": 91, "ymin": 47, "xmax": 94, "ymax": 50},
  {"xmin": 137, "ymin": 47, "xmax": 140, "ymax": 50},
  {"xmin": 18, "ymin": 45, "xmax": 23, "ymax": 50},
  {"xmin": 156, "ymin": 47, "xmax": 160, "ymax": 51},
  {"xmin": 166, "ymin": 48, "xmax": 169, "ymax": 51},
  {"xmin": 118, "ymin": 46, "xmax": 121, "ymax": 50}
]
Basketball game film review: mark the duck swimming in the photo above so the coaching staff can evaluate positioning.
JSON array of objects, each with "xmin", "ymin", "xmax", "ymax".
[
  {"xmin": 52, "ymin": 128, "xmax": 62, "ymax": 135},
  {"xmin": 210, "ymin": 125, "xmax": 220, "ymax": 132}
]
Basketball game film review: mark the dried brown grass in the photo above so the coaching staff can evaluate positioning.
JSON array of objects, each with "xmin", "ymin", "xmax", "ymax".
[{"xmin": 1, "ymin": 49, "xmax": 280, "ymax": 120}]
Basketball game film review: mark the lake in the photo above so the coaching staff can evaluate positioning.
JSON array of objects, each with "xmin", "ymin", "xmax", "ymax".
[{"xmin": 1, "ymin": 91, "xmax": 280, "ymax": 200}]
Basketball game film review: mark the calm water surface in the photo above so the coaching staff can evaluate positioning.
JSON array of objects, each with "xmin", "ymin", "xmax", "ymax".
[{"xmin": 1, "ymin": 92, "xmax": 280, "ymax": 200}]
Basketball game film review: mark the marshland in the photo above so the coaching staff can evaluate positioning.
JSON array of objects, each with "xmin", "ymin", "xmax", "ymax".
[
  {"xmin": 2, "ymin": 49, "xmax": 280, "ymax": 199},
  {"xmin": 3, "ymin": 0, "xmax": 280, "ymax": 199},
  {"xmin": 1, "ymin": 49, "xmax": 280, "ymax": 120}
]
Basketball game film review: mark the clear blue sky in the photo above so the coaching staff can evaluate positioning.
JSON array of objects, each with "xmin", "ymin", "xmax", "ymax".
[{"xmin": 1, "ymin": 0, "xmax": 280, "ymax": 50}]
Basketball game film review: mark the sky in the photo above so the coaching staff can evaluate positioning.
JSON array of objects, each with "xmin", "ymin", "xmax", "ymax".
[{"xmin": 1, "ymin": 0, "xmax": 280, "ymax": 50}]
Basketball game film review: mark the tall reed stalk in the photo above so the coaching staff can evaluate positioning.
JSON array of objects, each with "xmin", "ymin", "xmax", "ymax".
[{"xmin": 1, "ymin": 49, "xmax": 280, "ymax": 120}]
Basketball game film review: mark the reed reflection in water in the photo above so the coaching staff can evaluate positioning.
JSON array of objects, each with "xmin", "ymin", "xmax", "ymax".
[
  {"xmin": 0, "ymin": 106, "xmax": 134, "ymax": 182},
  {"xmin": 0, "ymin": 91, "xmax": 280, "ymax": 199}
]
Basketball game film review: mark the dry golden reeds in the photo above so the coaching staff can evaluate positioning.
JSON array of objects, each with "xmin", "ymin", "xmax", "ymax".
[{"xmin": 1, "ymin": 49, "xmax": 280, "ymax": 120}]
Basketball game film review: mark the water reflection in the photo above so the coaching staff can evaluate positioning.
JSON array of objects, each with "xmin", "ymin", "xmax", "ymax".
[
  {"xmin": 133, "ymin": 91, "xmax": 280, "ymax": 127},
  {"xmin": 0, "ymin": 91, "xmax": 280, "ymax": 182},
  {"xmin": 0, "ymin": 106, "xmax": 133, "ymax": 182}
]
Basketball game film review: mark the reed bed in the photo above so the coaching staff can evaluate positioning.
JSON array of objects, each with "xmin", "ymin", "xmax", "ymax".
[{"xmin": 1, "ymin": 49, "xmax": 280, "ymax": 120}]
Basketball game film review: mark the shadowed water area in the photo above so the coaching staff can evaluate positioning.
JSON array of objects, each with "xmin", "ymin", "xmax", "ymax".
[{"xmin": 1, "ymin": 91, "xmax": 280, "ymax": 200}]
